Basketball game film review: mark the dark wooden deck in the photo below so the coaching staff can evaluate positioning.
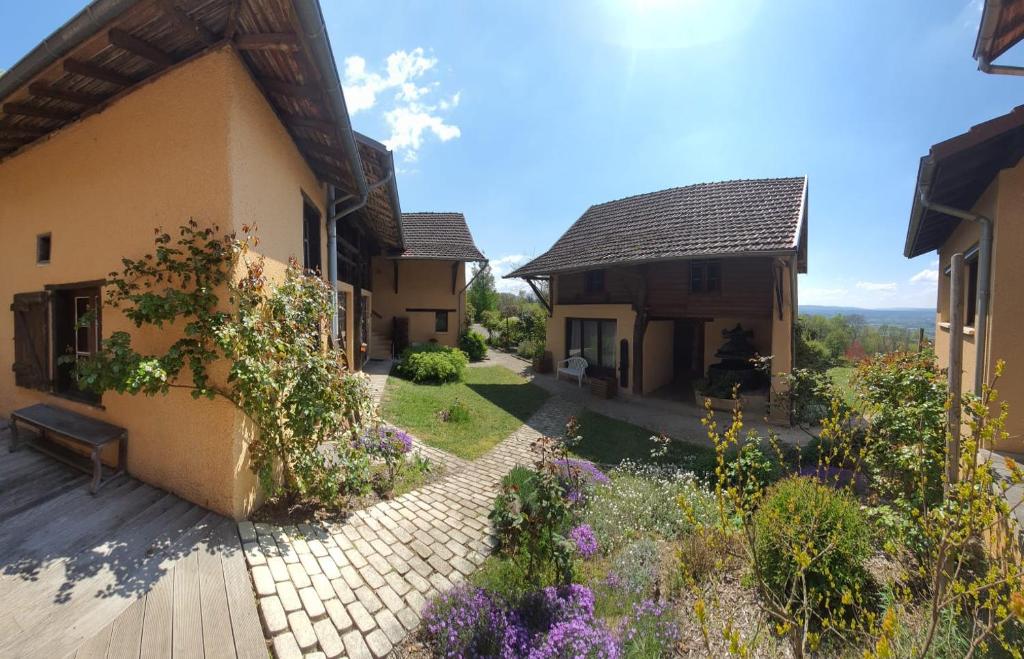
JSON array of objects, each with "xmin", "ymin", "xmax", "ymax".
[{"xmin": 0, "ymin": 427, "xmax": 266, "ymax": 658}]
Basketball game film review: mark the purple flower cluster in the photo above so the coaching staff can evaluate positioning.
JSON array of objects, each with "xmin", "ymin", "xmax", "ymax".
[
  {"xmin": 355, "ymin": 425, "xmax": 412, "ymax": 457},
  {"xmin": 554, "ymin": 458, "xmax": 609, "ymax": 505},
  {"xmin": 421, "ymin": 585, "xmax": 527, "ymax": 658},
  {"xmin": 569, "ymin": 524, "xmax": 599, "ymax": 559},
  {"xmin": 422, "ymin": 583, "xmax": 623, "ymax": 658},
  {"xmin": 528, "ymin": 617, "xmax": 620, "ymax": 659},
  {"xmin": 554, "ymin": 458, "xmax": 611, "ymax": 485},
  {"xmin": 620, "ymin": 599, "xmax": 682, "ymax": 652}
]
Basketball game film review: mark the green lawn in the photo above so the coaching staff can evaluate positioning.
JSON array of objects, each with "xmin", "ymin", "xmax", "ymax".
[
  {"xmin": 572, "ymin": 409, "xmax": 715, "ymax": 471},
  {"xmin": 382, "ymin": 365, "xmax": 549, "ymax": 459},
  {"xmin": 828, "ymin": 366, "xmax": 857, "ymax": 407}
]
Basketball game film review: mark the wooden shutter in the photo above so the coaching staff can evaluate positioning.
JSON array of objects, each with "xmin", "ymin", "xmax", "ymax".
[{"xmin": 11, "ymin": 291, "xmax": 50, "ymax": 391}]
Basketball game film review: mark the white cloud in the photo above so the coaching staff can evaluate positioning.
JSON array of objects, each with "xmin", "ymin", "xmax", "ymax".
[
  {"xmin": 856, "ymin": 281, "xmax": 898, "ymax": 292},
  {"xmin": 910, "ymin": 268, "xmax": 938, "ymax": 285},
  {"xmin": 342, "ymin": 48, "xmax": 461, "ymax": 161},
  {"xmin": 480, "ymin": 254, "xmax": 531, "ymax": 294}
]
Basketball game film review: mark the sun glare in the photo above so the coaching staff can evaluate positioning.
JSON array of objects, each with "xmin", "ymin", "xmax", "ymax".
[{"xmin": 596, "ymin": 0, "xmax": 762, "ymax": 50}]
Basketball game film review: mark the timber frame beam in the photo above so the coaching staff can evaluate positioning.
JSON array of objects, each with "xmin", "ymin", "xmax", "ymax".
[{"xmin": 525, "ymin": 277, "xmax": 552, "ymax": 314}]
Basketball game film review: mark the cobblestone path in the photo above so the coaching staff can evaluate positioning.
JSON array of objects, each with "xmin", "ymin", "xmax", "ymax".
[{"xmin": 242, "ymin": 395, "xmax": 579, "ymax": 658}]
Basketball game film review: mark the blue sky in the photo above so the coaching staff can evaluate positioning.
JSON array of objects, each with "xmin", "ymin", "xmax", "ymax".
[{"xmin": 4, "ymin": 1, "xmax": 1022, "ymax": 308}]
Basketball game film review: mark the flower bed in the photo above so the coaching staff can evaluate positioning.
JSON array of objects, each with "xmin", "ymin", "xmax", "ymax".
[{"xmin": 406, "ymin": 351, "xmax": 1024, "ymax": 658}]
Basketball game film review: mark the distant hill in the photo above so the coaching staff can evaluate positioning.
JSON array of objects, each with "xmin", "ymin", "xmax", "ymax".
[{"xmin": 800, "ymin": 305, "xmax": 935, "ymax": 337}]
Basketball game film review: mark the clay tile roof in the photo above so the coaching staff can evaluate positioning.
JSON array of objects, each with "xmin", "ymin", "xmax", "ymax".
[
  {"xmin": 398, "ymin": 212, "xmax": 485, "ymax": 261},
  {"xmin": 509, "ymin": 177, "xmax": 808, "ymax": 278}
]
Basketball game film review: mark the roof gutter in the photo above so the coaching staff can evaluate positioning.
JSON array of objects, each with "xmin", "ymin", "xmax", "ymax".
[
  {"xmin": 916, "ymin": 160, "xmax": 992, "ymax": 397},
  {"xmin": 0, "ymin": 0, "xmax": 143, "ymax": 102},
  {"xmin": 292, "ymin": 0, "xmax": 368, "ymax": 201},
  {"xmin": 975, "ymin": 0, "xmax": 1024, "ymax": 75}
]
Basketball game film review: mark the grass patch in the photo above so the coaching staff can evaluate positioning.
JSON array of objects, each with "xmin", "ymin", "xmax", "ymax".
[
  {"xmin": 382, "ymin": 365, "xmax": 549, "ymax": 459},
  {"xmin": 572, "ymin": 409, "xmax": 715, "ymax": 471},
  {"xmin": 828, "ymin": 366, "xmax": 857, "ymax": 407}
]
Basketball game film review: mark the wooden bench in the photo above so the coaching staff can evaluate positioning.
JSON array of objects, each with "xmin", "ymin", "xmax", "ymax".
[{"xmin": 9, "ymin": 403, "xmax": 127, "ymax": 494}]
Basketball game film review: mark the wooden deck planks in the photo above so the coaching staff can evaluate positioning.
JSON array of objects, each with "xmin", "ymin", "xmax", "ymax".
[
  {"xmin": 0, "ymin": 428, "xmax": 262, "ymax": 659},
  {"xmin": 105, "ymin": 595, "xmax": 146, "ymax": 659},
  {"xmin": 173, "ymin": 550, "xmax": 205, "ymax": 659},
  {"xmin": 216, "ymin": 521, "xmax": 267, "ymax": 659},
  {"xmin": 73, "ymin": 623, "xmax": 111, "ymax": 659},
  {"xmin": 139, "ymin": 565, "xmax": 174, "ymax": 659},
  {"xmin": 198, "ymin": 523, "xmax": 237, "ymax": 659}
]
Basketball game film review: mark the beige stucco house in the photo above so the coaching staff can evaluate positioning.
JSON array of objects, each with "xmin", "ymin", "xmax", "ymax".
[
  {"xmin": 508, "ymin": 178, "xmax": 808, "ymax": 422},
  {"xmin": 903, "ymin": 105, "xmax": 1024, "ymax": 454},
  {"xmin": 0, "ymin": 0, "xmax": 482, "ymax": 518}
]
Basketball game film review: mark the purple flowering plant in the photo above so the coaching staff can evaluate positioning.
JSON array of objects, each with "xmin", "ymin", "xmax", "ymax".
[
  {"xmin": 619, "ymin": 599, "xmax": 682, "ymax": 656},
  {"xmin": 569, "ymin": 524, "xmax": 599, "ymax": 559},
  {"xmin": 421, "ymin": 584, "xmax": 528, "ymax": 659},
  {"xmin": 355, "ymin": 425, "xmax": 413, "ymax": 490}
]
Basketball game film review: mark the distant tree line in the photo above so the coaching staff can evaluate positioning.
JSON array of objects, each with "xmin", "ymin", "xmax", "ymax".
[
  {"xmin": 465, "ymin": 263, "xmax": 548, "ymax": 359},
  {"xmin": 796, "ymin": 313, "xmax": 924, "ymax": 371}
]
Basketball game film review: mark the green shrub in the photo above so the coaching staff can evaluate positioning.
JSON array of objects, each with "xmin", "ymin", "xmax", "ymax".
[
  {"xmin": 490, "ymin": 466, "xmax": 573, "ymax": 584},
  {"xmin": 397, "ymin": 343, "xmax": 468, "ymax": 383},
  {"xmin": 517, "ymin": 339, "xmax": 545, "ymax": 360},
  {"xmin": 753, "ymin": 477, "xmax": 872, "ymax": 626},
  {"xmin": 458, "ymin": 330, "xmax": 488, "ymax": 361}
]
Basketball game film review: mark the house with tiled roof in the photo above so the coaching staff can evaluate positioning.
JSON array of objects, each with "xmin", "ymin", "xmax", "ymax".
[
  {"xmin": 901, "ymin": 0, "xmax": 1024, "ymax": 453},
  {"xmin": 0, "ymin": 0, "xmax": 483, "ymax": 518},
  {"xmin": 509, "ymin": 177, "xmax": 808, "ymax": 421},
  {"xmin": 369, "ymin": 212, "xmax": 485, "ymax": 358}
]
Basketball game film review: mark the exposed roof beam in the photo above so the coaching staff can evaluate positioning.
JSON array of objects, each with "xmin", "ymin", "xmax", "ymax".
[
  {"xmin": 109, "ymin": 28, "xmax": 176, "ymax": 69},
  {"xmin": 64, "ymin": 59, "xmax": 135, "ymax": 87},
  {"xmin": 0, "ymin": 139, "xmax": 29, "ymax": 150},
  {"xmin": 260, "ymin": 78, "xmax": 322, "ymax": 99},
  {"xmin": 27, "ymin": 82, "xmax": 105, "ymax": 106},
  {"xmin": 3, "ymin": 103, "xmax": 76, "ymax": 121},
  {"xmin": 0, "ymin": 126, "xmax": 49, "ymax": 138},
  {"xmin": 285, "ymin": 115, "xmax": 335, "ymax": 133},
  {"xmin": 156, "ymin": 0, "xmax": 216, "ymax": 45},
  {"xmin": 235, "ymin": 33, "xmax": 300, "ymax": 51},
  {"xmin": 296, "ymin": 138, "xmax": 340, "ymax": 160},
  {"xmin": 223, "ymin": 0, "xmax": 241, "ymax": 40}
]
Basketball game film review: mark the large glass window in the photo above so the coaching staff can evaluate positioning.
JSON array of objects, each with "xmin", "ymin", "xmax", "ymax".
[{"xmin": 566, "ymin": 318, "xmax": 616, "ymax": 375}]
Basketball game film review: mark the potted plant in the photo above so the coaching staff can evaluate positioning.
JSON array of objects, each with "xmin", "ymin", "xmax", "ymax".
[{"xmin": 533, "ymin": 350, "xmax": 553, "ymax": 374}]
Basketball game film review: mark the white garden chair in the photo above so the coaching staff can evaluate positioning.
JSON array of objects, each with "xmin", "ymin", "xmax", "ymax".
[{"xmin": 557, "ymin": 356, "xmax": 589, "ymax": 387}]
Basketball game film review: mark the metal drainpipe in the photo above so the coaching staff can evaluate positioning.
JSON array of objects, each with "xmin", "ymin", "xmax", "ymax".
[
  {"xmin": 917, "ymin": 190, "xmax": 993, "ymax": 396},
  {"xmin": 327, "ymin": 172, "xmax": 395, "ymax": 340}
]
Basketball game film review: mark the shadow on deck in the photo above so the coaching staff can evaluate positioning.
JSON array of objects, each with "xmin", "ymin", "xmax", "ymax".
[{"xmin": 0, "ymin": 427, "xmax": 265, "ymax": 658}]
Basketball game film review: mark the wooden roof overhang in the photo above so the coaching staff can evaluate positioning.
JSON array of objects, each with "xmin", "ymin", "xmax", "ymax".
[
  {"xmin": 352, "ymin": 131, "xmax": 403, "ymax": 250},
  {"xmin": 904, "ymin": 104, "xmax": 1024, "ymax": 258},
  {"xmin": 0, "ymin": 0, "xmax": 372, "ymax": 204},
  {"xmin": 975, "ymin": 0, "xmax": 1024, "ymax": 67}
]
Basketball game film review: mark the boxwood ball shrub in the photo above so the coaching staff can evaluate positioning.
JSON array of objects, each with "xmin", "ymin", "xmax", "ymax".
[
  {"xmin": 458, "ymin": 329, "xmax": 488, "ymax": 362},
  {"xmin": 753, "ymin": 476, "xmax": 872, "ymax": 623},
  {"xmin": 397, "ymin": 343, "xmax": 469, "ymax": 383}
]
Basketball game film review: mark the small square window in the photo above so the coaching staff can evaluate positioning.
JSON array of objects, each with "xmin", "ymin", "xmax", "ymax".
[
  {"xmin": 435, "ymin": 311, "xmax": 449, "ymax": 333},
  {"xmin": 37, "ymin": 233, "xmax": 51, "ymax": 264}
]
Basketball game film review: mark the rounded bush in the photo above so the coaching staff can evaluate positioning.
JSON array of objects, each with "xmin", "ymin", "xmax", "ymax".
[
  {"xmin": 398, "ymin": 344, "xmax": 468, "ymax": 383},
  {"xmin": 753, "ymin": 476, "xmax": 871, "ymax": 620},
  {"xmin": 458, "ymin": 330, "xmax": 488, "ymax": 361}
]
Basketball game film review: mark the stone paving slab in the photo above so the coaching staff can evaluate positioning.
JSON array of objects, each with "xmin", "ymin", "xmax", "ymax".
[{"xmin": 243, "ymin": 394, "xmax": 579, "ymax": 657}]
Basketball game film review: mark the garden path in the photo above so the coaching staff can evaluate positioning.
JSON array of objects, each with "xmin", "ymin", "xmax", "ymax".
[{"xmin": 242, "ymin": 394, "xmax": 582, "ymax": 658}]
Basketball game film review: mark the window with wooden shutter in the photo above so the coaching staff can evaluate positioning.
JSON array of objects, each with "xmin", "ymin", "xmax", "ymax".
[
  {"xmin": 11, "ymin": 291, "xmax": 51, "ymax": 391},
  {"xmin": 52, "ymin": 285, "xmax": 102, "ymax": 404}
]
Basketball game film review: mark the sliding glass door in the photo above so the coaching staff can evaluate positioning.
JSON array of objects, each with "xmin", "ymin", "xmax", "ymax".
[{"xmin": 566, "ymin": 318, "xmax": 616, "ymax": 376}]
